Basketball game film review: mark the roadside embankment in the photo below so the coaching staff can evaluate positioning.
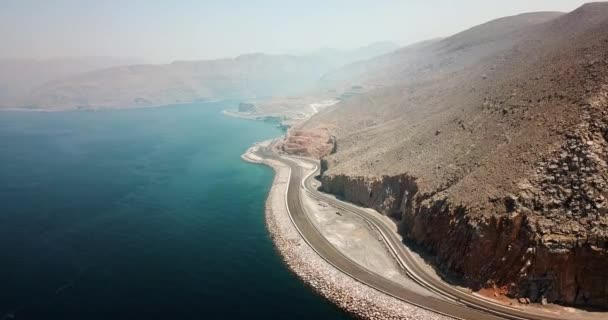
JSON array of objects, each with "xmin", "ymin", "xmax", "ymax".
[{"xmin": 242, "ymin": 142, "xmax": 448, "ymax": 320}]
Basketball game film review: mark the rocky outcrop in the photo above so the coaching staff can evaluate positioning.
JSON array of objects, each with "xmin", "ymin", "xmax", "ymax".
[
  {"xmin": 319, "ymin": 168, "xmax": 608, "ymax": 308},
  {"xmin": 279, "ymin": 129, "xmax": 336, "ymax": 159},
  {"xmin": 510, "ymin": 94, "xmax": 608, "ymax": 306}
]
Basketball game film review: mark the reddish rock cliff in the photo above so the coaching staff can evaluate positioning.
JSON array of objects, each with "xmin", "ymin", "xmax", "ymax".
[{"xmin": 278, "ymin": 128, "xmax": 336, "ymax": 159}]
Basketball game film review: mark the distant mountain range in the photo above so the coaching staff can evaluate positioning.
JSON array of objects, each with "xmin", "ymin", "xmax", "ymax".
[
  {"xmin": 0, "ymin": 57, "xmax": 143, "ymax": 109},
  {"xmin": 0, "ymin": 42, "xmax": 399, "ymax": 110}
]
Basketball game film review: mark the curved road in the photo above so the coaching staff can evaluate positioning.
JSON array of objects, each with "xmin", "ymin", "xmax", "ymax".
[{"xmin": 255, "ymin": 148, "xmax": 567, "ymax": 320}]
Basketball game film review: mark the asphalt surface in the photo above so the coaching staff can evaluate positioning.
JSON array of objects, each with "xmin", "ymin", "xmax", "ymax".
[{"xmin": 255, "ymin": 148, "xmax": 568, "ymax": 320}]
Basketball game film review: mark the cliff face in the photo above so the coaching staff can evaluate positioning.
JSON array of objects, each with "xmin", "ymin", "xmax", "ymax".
[
  {"xmin": 320, "ymin": 173, "xmax": 417, "ymax": 219},
  {"xmin": 319, "ymin": 174, "xmax": 608, "ymax": 307},
  {"xmin": 398, "ymin": 192, "xmax": 608, "ymax": 307}
]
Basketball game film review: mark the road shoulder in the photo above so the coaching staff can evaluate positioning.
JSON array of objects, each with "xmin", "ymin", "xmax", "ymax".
[{"xmin": 242, "ymin": 142, "xmax": 449, "ymax": 320}]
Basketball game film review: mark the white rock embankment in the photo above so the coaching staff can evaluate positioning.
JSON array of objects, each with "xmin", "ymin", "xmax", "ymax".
[{"xmin": 242, "ymin": 144, "xmax": 449, "ymax": 320}]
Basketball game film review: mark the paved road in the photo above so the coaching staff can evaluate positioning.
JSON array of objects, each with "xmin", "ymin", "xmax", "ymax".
[{"xmin": 256, "ymin": 148, "xmax": 566, "ymax": 320}]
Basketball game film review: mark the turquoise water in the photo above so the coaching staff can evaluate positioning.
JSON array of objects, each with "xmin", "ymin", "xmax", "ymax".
[{"xmin": 0, "ymin": 102, "xmax": 348, "ymax": 319}]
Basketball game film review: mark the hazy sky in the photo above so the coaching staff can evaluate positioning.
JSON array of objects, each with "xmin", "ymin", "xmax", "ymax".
[{"xmin": 0, "ymin": 0, "xmax": 590, "ymax": 63}]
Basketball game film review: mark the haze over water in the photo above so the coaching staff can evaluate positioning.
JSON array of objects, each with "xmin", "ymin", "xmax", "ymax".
[{"xmin": 0, "ymin": 101, "xmax": 347, "ymax": 319}]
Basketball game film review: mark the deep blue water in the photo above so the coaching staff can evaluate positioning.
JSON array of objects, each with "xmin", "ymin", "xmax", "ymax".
[{"xmin": 0, "ymin": 102, "xmax": 347, "ymax": 319}]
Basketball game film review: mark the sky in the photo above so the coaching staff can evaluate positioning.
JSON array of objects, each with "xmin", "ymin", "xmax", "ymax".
[{"xmin": 0, "ymin": 0, "xmax": 591, "ymax": 63}]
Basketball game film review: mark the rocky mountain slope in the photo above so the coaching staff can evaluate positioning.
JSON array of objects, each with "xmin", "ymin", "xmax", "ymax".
[
  {"xmin": 3, "ymin": 43, "xmax": 398, "ymax": 110},
  {"xmin": 292, "ymin": 2, "xmax": 608, "ymax": 308}
]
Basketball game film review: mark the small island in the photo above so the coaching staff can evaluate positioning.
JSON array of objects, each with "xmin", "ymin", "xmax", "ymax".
[{"xmin": 238, "ymin": 102, "xmax": 257, "ymax": 113}]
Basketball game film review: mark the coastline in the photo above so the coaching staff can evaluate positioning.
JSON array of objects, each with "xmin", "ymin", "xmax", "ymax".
[
  {"xmin": 223, "ymin": 110, "xmax": 266, "ymax": 121},
  {"xmin": 0, "ymin": 98, "xmax": 226, "ymax": 113},
  {"xmin": 242, "ymin": 141, "xmax": 447, "ymax": 320}
]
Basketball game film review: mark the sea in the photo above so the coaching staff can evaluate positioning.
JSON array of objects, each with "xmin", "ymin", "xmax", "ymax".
[{"xmin": 0, "ymin": 101, "xmax": 348, "ymax": 319}]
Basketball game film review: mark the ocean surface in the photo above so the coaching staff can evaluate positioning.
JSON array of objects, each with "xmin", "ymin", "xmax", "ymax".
[{"xmin": 0, "ymin": 101, "xmax": 348, "ymax": 319}]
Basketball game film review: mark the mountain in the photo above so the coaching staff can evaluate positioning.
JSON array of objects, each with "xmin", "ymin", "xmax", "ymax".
[
  {"xmin": 306, "ymin": 41, "xmax": 400, "ymax": 67},
  {"xmin": 20, "ymin": 54, "xmax": 331, "ymax": 110},
  {"xmin": 2, "ymin": 43, "xmax": 399, "ymax": 110},
  {"xmin": 0, "ymin": 57, "xmax": 142, "ymax": 108},
  {"xmin": 288, "ymin": 2, "xmax": 608, "ymax": 308},
  {"xmin": 320, "ymin": 12, "xmax": 563, "ymax": 88}
]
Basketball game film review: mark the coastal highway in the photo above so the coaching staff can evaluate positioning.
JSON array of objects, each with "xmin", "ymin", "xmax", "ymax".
[{"xmin": 255, "ymin": 147, "xmax": 571, "ymax": 320}]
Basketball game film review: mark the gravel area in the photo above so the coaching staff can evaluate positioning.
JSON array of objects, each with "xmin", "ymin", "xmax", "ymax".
[{"xmin": 242, "ymin": 143, "xmax": 451, "ymax": 320}]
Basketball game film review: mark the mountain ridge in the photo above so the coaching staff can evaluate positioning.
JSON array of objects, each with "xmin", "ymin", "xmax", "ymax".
[{"xmin": 0, "ymin": 43, "xmax": 399, "ymax": 110}]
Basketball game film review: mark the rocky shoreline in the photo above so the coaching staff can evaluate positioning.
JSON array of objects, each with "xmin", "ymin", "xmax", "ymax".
[{"xmin": 241, "ymin": 143, "xmax": 448, "ymax": 320}]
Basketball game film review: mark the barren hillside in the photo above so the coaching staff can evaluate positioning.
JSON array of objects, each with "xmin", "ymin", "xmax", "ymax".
[{"xmin": 292, "ymin": 2, "xmax": 608, "ymax": 308}]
